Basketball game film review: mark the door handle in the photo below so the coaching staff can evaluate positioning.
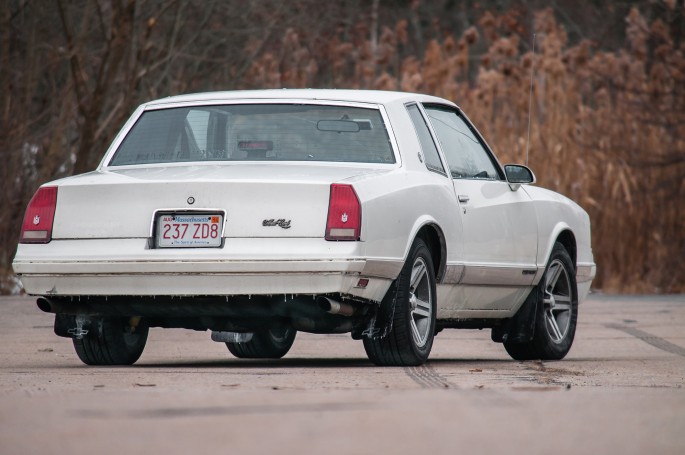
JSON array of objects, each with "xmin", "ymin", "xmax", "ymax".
[{"xmin": 458, "ymin": 194, "xmax": 470, "ymax": 203}]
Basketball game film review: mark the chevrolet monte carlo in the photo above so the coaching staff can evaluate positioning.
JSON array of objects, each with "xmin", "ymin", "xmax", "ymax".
[{"xmin": 13, "ymin": 90, "xmax": 596, "ymax": 366}]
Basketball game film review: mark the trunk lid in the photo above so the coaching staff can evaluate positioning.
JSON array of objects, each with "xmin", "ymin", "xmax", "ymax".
[{"xmin": 51, "ymin": 164, "xmax": 389, "ymax": 239}]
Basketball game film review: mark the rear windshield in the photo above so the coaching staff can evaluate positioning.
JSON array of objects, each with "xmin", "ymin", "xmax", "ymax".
[{"xmin": 109, "ymin": 104, "xmax": 395, "ymax": 166}]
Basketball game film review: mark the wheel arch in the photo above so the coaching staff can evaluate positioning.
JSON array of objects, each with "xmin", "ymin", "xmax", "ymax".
[
  {"xmin": 413, "ymin": 223, "xmax": 446, "ymax": 283},
  {"xmin": 555, "ymin": 229, "xmax": 577, "ymax": 270},
  {"xmin": 535, "ymin": 225, "xmax": 578, "ymax": 286}
]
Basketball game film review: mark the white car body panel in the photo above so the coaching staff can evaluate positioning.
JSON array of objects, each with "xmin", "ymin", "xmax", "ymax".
[
  {"xmin": 13, "ymin": 89, "xmax": 595, "ymax": 325},
  {"xmin": 50, "ymin": 164, "xmax": 389, "ymax": 239},
  {"xmin": 436, "ymin": 179, "xmax": 539, "ymax": 316},
  {"xmin": 455, "ymin": 179, "xmax": 538, "ymax": 270},
  {"xmin": 523, "ymin": 185, "xmax": 596, "ymax": 302}
]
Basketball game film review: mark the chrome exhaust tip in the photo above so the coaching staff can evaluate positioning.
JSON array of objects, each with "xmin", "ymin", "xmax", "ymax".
[
  {"xmin": 317, "ymin": 296, "xmax": 355, "ymax": 317},
  {"xmin": 36, "ymin": 297, "xmax": 52, "ymax": 313}
]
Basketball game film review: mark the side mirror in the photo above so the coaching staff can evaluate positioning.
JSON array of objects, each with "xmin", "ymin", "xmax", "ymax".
[{"xmin": 504, "ymin": 164, "xmax": 536, "ymax": 191}]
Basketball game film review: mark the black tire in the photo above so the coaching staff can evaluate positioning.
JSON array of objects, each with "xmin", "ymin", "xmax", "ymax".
[
  {"xmin": 504, "ymin": 242, "xmax": 578, "ymax": 361},
  {"xmin": 73, "ymin": 317, "xmax": 148, "ymax": 366},
  {"xmin": 363, "ymin": 238, "xmax": 437, "ymax": 366},
  {"xmin": 226, "ymin": 327, "xmax": 296, "ymax": 359}
]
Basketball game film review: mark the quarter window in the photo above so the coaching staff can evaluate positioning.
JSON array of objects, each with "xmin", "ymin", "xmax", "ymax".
[
  {"xmin": 424, "ymin": 106, "xmax": 500, "ymax": 180},
  {"xmin": 406, "ymin": 104, "xmax": 446, "ymax": 174}
]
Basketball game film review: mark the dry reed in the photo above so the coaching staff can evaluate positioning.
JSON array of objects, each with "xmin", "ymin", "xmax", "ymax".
[{"xmin": 245, "ymin": 7, "xmax": 685, "ymax": 293}]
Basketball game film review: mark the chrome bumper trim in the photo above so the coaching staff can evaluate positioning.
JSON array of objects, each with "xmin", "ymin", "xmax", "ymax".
[{"xmin": 576, "ymin": 263, "xmax": 596, "ymax": 283}]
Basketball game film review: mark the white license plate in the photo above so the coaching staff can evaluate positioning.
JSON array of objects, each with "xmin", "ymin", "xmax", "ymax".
[{"xmin": 156, "ymin": 214, "xmax": 223, "ymax": 248}]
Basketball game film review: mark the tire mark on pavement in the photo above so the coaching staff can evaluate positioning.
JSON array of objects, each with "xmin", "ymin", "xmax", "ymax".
[
  {"xmin": 70, "ymin": 402, "xmax": 372, "ymax": 419},
  {"xmin": 606, "ymin": 323, "xmax": 685, "ymax": 357},
  {"xmin": 404, "ymin": 365, "xmax": 452, "ymax": 389}
]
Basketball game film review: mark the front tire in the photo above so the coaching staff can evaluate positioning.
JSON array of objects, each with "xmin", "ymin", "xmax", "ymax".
[
  {"xmin": 226, "ymin": 327, "xmax": 296, "ymax": 359},
  {"xmin": 504, "ymin": 242, "xmax": 578, "ymax": 361},
  {"xmin": 364, "ymin": 238, "xmax": 437, "ymax": 366},
  {"xmin": 73, "ymin": 317, "xmax": 148, "ymax": 366}
]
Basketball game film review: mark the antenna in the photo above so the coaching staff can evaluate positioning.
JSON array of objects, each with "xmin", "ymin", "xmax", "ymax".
[{"xmin": 525, "ymin": 33, "xmax": 536, "ymax": 167}]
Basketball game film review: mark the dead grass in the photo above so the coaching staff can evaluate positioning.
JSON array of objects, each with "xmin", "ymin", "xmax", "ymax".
[{"xmin": 246, "ymin": 7, "xmax": 685, "ymax": 293}]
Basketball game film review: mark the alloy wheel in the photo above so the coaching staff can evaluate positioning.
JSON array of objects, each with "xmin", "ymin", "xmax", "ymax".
[
  {"xmin": 542, "ymin": 259, "xmax": 573, "ymax": 343},
  {"xmin": 409, "ymin": 257, "xmax": 433, "ymax": 348}
]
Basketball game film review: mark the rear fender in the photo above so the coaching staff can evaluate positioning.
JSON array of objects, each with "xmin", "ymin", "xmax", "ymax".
[
  {"xmin": 363, "ymin": 219, "xmax": 444, "ymax": 341},
  {"xmin": 402, "ymin": 216, "xmax": 446, "ymax": 281}
]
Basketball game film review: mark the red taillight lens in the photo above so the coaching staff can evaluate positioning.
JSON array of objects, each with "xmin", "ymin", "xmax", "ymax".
[
  {"xmin": 20, "ymin": 186, "xmax": 58, "ymax": 244},
  {"xmin": 325, "ymin": 184, "xmax": 361, "ymax": 241}
]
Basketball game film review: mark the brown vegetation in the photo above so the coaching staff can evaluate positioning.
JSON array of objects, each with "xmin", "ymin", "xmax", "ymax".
[{"xmin": 1, "ymin": 1, "xmax": 683, "ymax": 294}]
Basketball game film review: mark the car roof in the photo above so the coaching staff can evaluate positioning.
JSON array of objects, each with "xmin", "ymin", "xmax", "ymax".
[{"xmin": 144, "ymin": 89, "xmax": 459, "ymax": 109}]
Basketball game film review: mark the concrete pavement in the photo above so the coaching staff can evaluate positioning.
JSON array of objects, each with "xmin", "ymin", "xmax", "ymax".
[{"xmin": 1, "ymin": 294, "xmax": 684, "ymax": 454}]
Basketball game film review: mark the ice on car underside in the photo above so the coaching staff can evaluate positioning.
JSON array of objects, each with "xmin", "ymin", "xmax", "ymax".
[{"xmin": 50, "ymin": 164, "xmax": 387, "ymax": 239}]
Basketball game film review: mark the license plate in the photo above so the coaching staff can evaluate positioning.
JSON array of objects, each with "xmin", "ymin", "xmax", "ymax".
[{"xmin": 156, "ymin": 213, "xmax": 223, "ymax": 248}]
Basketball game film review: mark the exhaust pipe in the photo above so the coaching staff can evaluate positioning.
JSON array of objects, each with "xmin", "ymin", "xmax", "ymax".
[
  {"xmin": 36, "ymin": 297, "xmax": 87, "ymax": 315},
  {"xmin": 317, "ymin": 296, "xmax": 356, "ymax": 317},
  {"xmin": 37, "ymin": 297, "xmax": 53, "ymax": 313}
]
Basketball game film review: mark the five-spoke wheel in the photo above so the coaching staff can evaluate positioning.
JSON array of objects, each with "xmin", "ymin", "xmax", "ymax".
[
  {"xmin": 364, "ymin": 238, "xmax": 437, "ymax": 366},
  {"xmin": 408, "ymin": 256, "xmax": 434, "ymax": 349},
  {"xmin": 542, "ymin": 258, "xmax": 573, "ymax": 344},
  {"xmin": 504, "ymin": 242, "xmax": 578, "ymax": 360}
]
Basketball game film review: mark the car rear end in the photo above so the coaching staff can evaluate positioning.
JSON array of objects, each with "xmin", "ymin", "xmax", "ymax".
[{"xmin": 13, "ymin": 100, "xmax": 401, "ymax": 304}]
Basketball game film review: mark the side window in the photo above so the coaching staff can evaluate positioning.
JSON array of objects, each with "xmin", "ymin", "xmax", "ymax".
[
  {"xmin": 424, "ymin": 106, "xmax": 501, "ymax": 180},
  {"xmin": 406, "ymin": 103, "xmax": 446, "ymax": 175}
]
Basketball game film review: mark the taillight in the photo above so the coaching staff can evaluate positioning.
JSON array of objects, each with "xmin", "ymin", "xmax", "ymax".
[
  {"xmin": 325, "ymin": 184, "xmax": 361, "ymax": 241},
  {"xmin": 20, "ymin": 186, "xmax": 58, "ymax": 244}
]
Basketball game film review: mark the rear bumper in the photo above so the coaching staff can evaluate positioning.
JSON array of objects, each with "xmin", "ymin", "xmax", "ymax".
[
  {"xmin": 13, "ymin": 238, "xmax": 397, "ymax": 302},
  {"xmin": 17, "ymin": 273, "xmax": 391, "ymax": 300},
  {"xmin": 576, "ymin": 262, "xmax": 596, "ymax": 303}
]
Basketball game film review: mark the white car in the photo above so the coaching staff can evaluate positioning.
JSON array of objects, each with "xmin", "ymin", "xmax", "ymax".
[{"xmin": 13, "ymin": 89, "xmax": 595, "ymax": 366}]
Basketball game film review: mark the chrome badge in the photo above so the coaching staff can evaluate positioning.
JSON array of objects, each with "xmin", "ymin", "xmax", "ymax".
[{"xmin": 262, "ymin": 219, "xmax": 291, "ymax": 229}]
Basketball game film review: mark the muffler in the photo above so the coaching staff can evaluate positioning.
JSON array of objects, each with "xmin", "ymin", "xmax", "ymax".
[{"xmin": 211, "ymin": 331, "xmax": 254, "ymax": 343}]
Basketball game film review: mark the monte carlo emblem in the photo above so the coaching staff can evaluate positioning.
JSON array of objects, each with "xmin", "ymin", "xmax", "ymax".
[{"xmin": 262, "ymin": 218, "xmax": 291, "ymax": 229}]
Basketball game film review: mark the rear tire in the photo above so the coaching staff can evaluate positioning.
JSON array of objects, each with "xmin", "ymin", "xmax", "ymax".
[
  {"xmin": 504, "ymin": 242, "xmax": 578, "ymax": 361},
  {"xmin": 226, "ymin": 327, "xmax": 296, "ymax": 359},
  {"xmin": 73, "ymin": 317, "xmax": 148, "ymax": 366},
  {"xmin": 363, "ymin": 238, "xmax": 437, "ymax": 366}
]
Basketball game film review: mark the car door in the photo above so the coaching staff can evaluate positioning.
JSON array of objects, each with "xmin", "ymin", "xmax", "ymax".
[{"xmin": 423, "ymin": 104, "xmax": 538, "ymax": 313}]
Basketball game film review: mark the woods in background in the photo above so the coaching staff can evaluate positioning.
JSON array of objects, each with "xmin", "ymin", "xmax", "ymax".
[{"xmin": 1, "ymin": 0, "xmax": 684, "ymax": 293}]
